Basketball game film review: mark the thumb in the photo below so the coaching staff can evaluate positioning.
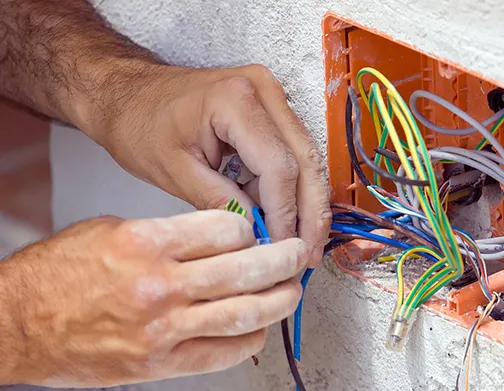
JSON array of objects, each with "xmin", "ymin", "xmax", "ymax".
[{"xmin": 179, "ymin": 156, "xmax": 256, "ymax": 219}]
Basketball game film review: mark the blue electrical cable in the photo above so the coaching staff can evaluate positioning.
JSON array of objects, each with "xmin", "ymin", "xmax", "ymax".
[
  {"xmin": 331, "ymin": 223, "xmax": 440, "ymax": 263},
  {"xmin": 330, "ymin": 223, "xmax": 410, "ymax": 248},
  {"xmin": 383, "ymin": 216, "xmax": 440, "ymax": 248},
  {"xmin": 332, "ymin": 212, "xmax": 438, "ymax": 248},
  {"xmin": 252, "ymin": 206, "xmax": 269, "ymax": 239},
  {"xmin": 293, "ymin": 268, "xmax": 314, "ymax": 361},
  {"xmin": 292, "ymin": 267, "xmax": 313, "ymax": 391}
]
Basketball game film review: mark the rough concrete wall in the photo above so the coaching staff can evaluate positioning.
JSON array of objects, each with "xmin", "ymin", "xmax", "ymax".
[{"xmin": 47, "ymin": 1, "xmax": 504, "ymax": 390}]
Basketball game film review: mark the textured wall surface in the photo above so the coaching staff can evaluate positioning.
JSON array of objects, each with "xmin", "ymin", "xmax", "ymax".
[{"xmin": 47, "ymin": 1, "xmax": 504, "ymax": 390}]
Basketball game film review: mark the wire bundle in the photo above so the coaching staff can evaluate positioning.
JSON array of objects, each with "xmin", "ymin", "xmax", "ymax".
[
  {"xmin": 294, "ymin": 70, "xmax": 504, "ymax": 387},
  {"xmin": 348, "ymin": 68, "xmax": 465, "ymax": 342},
  {"xmin": 344, "ymin": 67, "xmax": 504, "ymax": 388}
]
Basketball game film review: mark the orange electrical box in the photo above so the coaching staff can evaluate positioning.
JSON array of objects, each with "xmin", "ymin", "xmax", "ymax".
[
  {"xmin": 323, "ymin": 12, "xmax": 504, "ymax": 233},
  {"xmin": 323, "ymin": 12, "xmax": 504, "ymax": 319}
]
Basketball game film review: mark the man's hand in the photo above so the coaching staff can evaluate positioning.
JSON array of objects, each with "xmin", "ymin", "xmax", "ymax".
[
  {"xmin": 0, "ymin": 1, "xmax": 330, "ymax": 266},
  {"xmin": 0, "ymin": 211, "xmax": 307, "ymax": 387},
  {"xmin": 82, "ymin": 64, "xmax": 331, "ymax": 266}
]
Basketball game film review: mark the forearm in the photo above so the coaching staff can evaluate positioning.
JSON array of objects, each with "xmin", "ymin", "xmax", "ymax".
[
  {"xmin": 0, "ymin": 0, "xmax": 162, "ymax": 133},
  {"xmin": 0, "ymin": 257, "xmax": 24, "ymax": 385}
]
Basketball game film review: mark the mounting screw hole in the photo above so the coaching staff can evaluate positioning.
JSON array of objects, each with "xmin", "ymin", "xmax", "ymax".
[{"xmin": 487, "ymin": 88, "xmax": 504, "ymax": 113}]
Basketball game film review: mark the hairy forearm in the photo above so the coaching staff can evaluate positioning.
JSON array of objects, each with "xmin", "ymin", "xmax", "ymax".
[
  {"xmin": 0, "ymin": 258, "xmax": 24, "ymax": 385},
  {"xmin": 0, "ymin": 0, "xmax": 162, "ymax": 131}
]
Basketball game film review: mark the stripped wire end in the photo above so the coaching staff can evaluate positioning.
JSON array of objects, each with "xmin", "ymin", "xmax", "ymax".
[
  {"xmin": 385, "ymin": 309, "xmax": 417, "ymax": 352},
  {"xmin": 224, "ymin": 198, "xmax": 248, "ymax": 218}
]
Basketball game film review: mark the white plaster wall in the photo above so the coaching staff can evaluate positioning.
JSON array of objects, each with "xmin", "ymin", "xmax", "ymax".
[{"xmin": 45, "ymin": 1, "xmax": 504, "ymax": 390}]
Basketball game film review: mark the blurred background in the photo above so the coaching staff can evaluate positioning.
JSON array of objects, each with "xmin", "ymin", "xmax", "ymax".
[{"xmin": 0, "ymin": 100, "xmax": 51, "ymax": 258}]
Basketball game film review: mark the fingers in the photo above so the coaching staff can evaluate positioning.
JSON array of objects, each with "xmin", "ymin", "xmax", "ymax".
[
  {"xmin": 241, "ymin": 176, "xmax": 261, "ymax": 205},
  {"xmin": 241, "ymin": 65, "xmax": 332, "ymax": 266},
  {"xmin": 120, "ymin": 210, "xmax": 256, "ymax": 261},
  {"xmin": 207, "ymin": 77, "xmax": 299, "ymax": 241},
  {"xmin": 177, "ymin": 155, "xmax": 257, "ymax": 219},
  {"xmin": 179, "ymin": 278, "xmax": 302, "ymax": 338},
  {"xmin": 206, "ymin": 65, "xmax": 331, "ymax": 266},
  {"xmin": 167, "ymin": 329, "xmax": 267, "ymax": 376},
  {"xmin": 174, "ymin": 238, "xmax": 308, "ymax": 300}
]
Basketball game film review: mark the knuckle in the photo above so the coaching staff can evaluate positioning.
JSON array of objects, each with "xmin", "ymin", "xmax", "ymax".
[
  {"xmin": 110, "ymin": 219, "xmax": 141, "ymax": 246},
  {"xmin": 193, "ymin": 189, "xmax": 232, "ymax": 211},
  {"xmin": 228, "ymin": 217, "xmax": 255, "ymax": 247},
  {"xmin": 247, "ymin": 64, "xmax": 284, "ymax": 93},
  {"xmin": 273, "ymin": 151, "xmax": 299, "ymax": 183},
  {"xmin": 318, "ymin": 207, "xmax": 333, "ymax": 233},
  {"xmin": 301, "ymin": 146, "xmax": 326, "ymax": 177},
  {"xmin": 132, "ymin": 275, "xmax": 168, "ymax": 305},
  {"xmin": 222, "ymin": 209, "xmax": 251, "ymax": 228},
  {"xmin": 218, "ymin": 303, "xmax": 251, "ymax": 334},
  {"xmin": 248, "ymin": 64, "xmax": 274, "ymax": 79},
  {"xmin": 222, "ymin": 76, "xmax": 255, "ymax": 97}
]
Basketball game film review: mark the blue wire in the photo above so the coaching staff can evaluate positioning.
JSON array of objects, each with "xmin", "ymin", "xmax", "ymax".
[
  {"xmin": 331, "ymin": 223, "xmax": 409, "ymax": 248},
  {"xmin": 379, "ymin": 209, "xmax": 405, "ymax": 218},
  {"xmin": 293, "ymin": 267, "xmax": 313, "ymax": 391},
  {"xmin": 331, "ymin": 223, "xmax": 440, "ymax": 262},
  {"xmin": 252, "ymin": 206, "xmax": 269, "ymax": 239},
  {"xmin": 293, "ymin": 268, "xmax": 313, "ymax": 361},
  {"xmin": 383, "ymin": 216, "xmax": 439, "ymax": 248}
]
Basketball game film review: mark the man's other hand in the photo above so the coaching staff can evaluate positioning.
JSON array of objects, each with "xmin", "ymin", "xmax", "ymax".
[
  {"xmin": 83, "ymin": 64, "xmax": 331, "ymax": 267},
  {"xmin": 1, "ymin": 211, "xmax": 308, "ymax": 387}
]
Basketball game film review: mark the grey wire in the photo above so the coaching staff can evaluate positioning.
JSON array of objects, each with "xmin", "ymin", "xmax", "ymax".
[
  {"xmin": 478, "ymin": 251, "xmax": 504, "ymax": 261},
  {"xmin": 477, "ymin": 149, "xmax": 504, "ymax": 166},
  {"xmin": 458, "ymin": 246, "xmax": 504, "ymax": 261},
  {"xmin": 395, "ymin": 148, "xmax": 504, "ymax": 201},
  {"xmin": 428, "ymin": 150, "xmax": 504, "ymax": 184},
  {"xmin": 393, "ymin": 148, "xmax": 504, "ymax": 258},
  {"xmin": 477, "ymin": 244, "xmax": 504, "ymax": 252},
  {"xmin": 409, "ymin": 90, "xmax": 504, "ymax": 157},
  {"xmin": 410, "ymin": 89, "xmax": 504, "ymax": 134},
  {"xmin": 477, "ymin": 237, "xmax": 504, "ymax": 244}
]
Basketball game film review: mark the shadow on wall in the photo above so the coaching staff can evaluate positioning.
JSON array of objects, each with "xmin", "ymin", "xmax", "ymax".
[{"xmin": 0, "ymin": 99, "xmax": 52, "ymax": 258}]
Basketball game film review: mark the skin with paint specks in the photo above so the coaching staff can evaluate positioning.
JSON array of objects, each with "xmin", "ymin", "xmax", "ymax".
[{"xmin": 1, "ymin": 211, "xmax": 308, "ymax": 387}]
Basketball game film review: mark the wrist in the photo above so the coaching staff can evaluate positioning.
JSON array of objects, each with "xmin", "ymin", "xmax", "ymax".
[
  {"xmin": 70, "ymin": 57, "xmax": 157, "ymax": 138},
  {"xmin": 71, "ymin": 57, "xmax": 177, "ymax": 148},
  {"xmin": 0, "ymin": 258, "xmax": 27, "ymax": 385}
]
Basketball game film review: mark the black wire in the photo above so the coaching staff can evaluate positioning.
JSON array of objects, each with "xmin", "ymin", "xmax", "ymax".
[
  {"xmin": 374, "ymin": 147, "xmax": 401, "ymax": 163},
  {"xmin": 324, "ymin": 237, "xmax": 351, "ymax": 253},
  {"xmin": 346, "ymin": 85, "xmax": 430, "ymax": 187},
  {"xmin": 346, "ymin": 90, "xmax": 371, "ymax": 186},
  {"xmin": 281, "ymin": 318, "xmax": 307, "ymax": 391}
]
